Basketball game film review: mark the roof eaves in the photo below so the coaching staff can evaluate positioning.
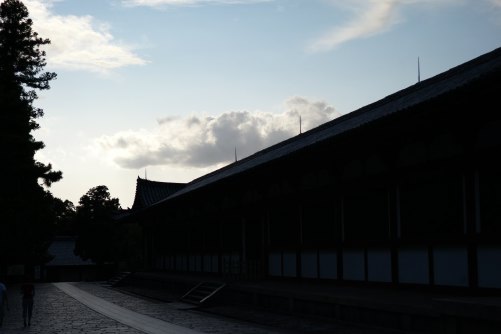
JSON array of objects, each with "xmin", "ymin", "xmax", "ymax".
[{"xmin": 148, "ymin": 47, "xmax": 501, "ymax": 209}]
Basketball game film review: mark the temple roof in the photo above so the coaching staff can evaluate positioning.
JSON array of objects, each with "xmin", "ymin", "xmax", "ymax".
[
  {"xmin": 46, "ymin": 236, "xmax": 95, "ymax": 267},
  {"xmin": 131, "ymin": 177, "xmax": 186, "ymax": 210},
  {"xmin": 147, "ymin": 46, "xmax": 501, "ymax": 206}
]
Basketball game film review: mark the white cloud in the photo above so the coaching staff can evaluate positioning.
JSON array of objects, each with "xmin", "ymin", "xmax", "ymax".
[
  {"xmin": 122, "ymin": 0, "xmax": 272, "ymax": 7},
  {"xmin": 309, "ymin": 0, "xmax": 458, "ymax": 52},
  {"xmin": 309, "ymin": 0, "xmax": 399, "ymax": 52},
  {"xmin": 93, "ymin": 97, "xmax": 339, "ymax": 169},
  {"xmin": 22, "ymin": 0, "xmax": 146, "ymax": 72}
]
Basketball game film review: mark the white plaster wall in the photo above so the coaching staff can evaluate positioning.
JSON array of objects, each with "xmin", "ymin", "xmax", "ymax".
[
  {"xmin": 230, "ymin": 253, "xmax": 240, "ymax": 273},
  {"xmin": 398, "ymin": 247, "xmax": 429, "ymax": 284},
  {"xmin": 319, "ymin": 251, "xmax": 337, "ymax": 279},
  {"xmin": 367, "ymin": 248, "xmax": 392, "ymax": 282},
  {"xmin": 203, "ymin": 255, "xmax": 211, "ymax": 272},
  {"xmin": 211, "ymin": 255, "xmax": 219, "ymax": 273},
  {"xmin": 268, "ymin": 252, "xmax": 282, "ymax": 276},
  {"xmin": 301, "ymin": 251, "xmax": 318, "ymax": 278},
  {"xmin": 195, "ymin": 255, "xmax": 202, "ymax": 272},
  {"xmin": 343, "ymin": 249, "xmax": 365, "ymax": 281},
  {"xmin": 283, "ymin": 252, "xmax": 297, "ymax": 277},
  {"xmin": 477, "ymin": 247, "xmax": 501, "ymax": 288},
  {"xmin": 178, "ymin": 254, "xmax": 188, "ymax": 271},
  {"xmin": 433, "ymin": 247, "xmax": 468, "ymax": 287},
  {"xmin": 189, "ymin": 255, "xmax": 196, "ymax": 271},
  {"xmin": 166, "ymin": 256, "xmax": 174, "ymax": 270}
]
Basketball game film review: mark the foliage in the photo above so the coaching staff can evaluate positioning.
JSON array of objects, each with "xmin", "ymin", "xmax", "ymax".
[
  {"xmin": 74, "ymin": 186, "xmax": 121, "ymax": 265},
  {"xmin": 114, "ymin": 222, "xmax": 143, "ymax": 271},
  {"xmin": 52, "ymin": 197, "xmax": 76, "ymax": 236},
  {"xmin": 0, "ymin": 0, "xmax": 62, "ymax": 268}
]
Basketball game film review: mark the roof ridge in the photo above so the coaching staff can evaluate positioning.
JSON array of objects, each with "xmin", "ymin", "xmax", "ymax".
[
  {"xmin": 137, "ymin": 176, "xmax": 186, "ymax": 185},
  {"xmin": 148, "ymin": 46, "xmax": 501, "ymax": 208}
]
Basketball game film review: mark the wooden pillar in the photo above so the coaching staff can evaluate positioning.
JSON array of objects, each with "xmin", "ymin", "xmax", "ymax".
[
  {"xmin": 338, "ymin": 196, "xmax": 345, "ymax": 281},
  {"xmin": 297, "ymin": 202, "xmax": 303, "ymax": 278},
  {"xmin": 241, "ymin": 217, "xmax": 246, "ymax": 275},
  {"xmin": 463, "ymin": 169, "xmax": 479, "ymax": 289},
  {"xmin": 389, "ymin": 185, "xmax": 400, "ymax": 285}
]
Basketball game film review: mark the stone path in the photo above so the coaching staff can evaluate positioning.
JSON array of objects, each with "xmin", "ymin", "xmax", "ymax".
[
  {"xmin": 76, "ymin": 283, "xmax": 396, "ymax": 334},
  {"xmin": 0, "ymin": 282, "xmax": 398, "ymax": 334},
  {"xmin": 73, "ymin": 283, "xmax": 294, "ymax": 334},
  {"xmin": 0, "ymin": 283, "xmax": 293, "ymax": 334},
  {"xmin": 0, "ymin": 283, "xmax": 142, "ymax": 334},
  {"xmin": 55, "ymin": 283, "xmax": 201, "ymax": 334}
]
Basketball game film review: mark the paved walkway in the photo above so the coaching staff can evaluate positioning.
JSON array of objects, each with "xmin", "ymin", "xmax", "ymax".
[
  {"xmin": 0, "ymin": 283, "xmax": 142, "ymax": 334},
  {"xmin": 55, "ymin": 283, "xmax": 201, "ymax": 334},
  {"xmin": 0, "ymin": 283, "xmax": 296, "ymax": 334},
  {"xmin": 0, "ymin": 282, "xmax": 396, "ymax": 334}
]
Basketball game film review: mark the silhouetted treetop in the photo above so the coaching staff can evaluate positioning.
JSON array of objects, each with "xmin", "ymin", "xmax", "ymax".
[
  {"xmin": 74, "ymin": 186, "xmax": 121, "ymax": 265},
  {"xmin": 0, "ymin": 0, "xmax": 56, "ymax": 90}
]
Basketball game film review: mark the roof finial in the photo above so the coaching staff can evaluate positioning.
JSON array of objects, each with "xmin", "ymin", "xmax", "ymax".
[
  {"xmin": 145, "ymin": 168, "xmax": 147, "ymax": 180},
  {"xmin": 418, "ymin": 57, "xmax": 421, "ymax": 83},
  {"xmin": 234, "ymin": 147, "xmax": 238, "ymax": 162},
  {"xmin": 299, "ymin": 115, "xmax": 302, "ymax": 134}
]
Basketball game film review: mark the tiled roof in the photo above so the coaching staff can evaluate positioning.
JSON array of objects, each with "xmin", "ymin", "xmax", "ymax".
[
  {"xmin": 46, "ymin": 237, "xmax": 94, "ymax": 267},
  {"xmin": 132, "ymin": 177, "xmax": 186, "ymax": 210},
  {"xmin": 147, "ymin": 46, "xmax": 501, "ymax": 209}
]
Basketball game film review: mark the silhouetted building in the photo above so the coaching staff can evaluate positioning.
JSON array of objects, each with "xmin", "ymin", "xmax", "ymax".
[
  {"xmin": 43, "ymin": 236, "xmax": 97, "ymax": 282},
  {"xmin": 126, "ymin": 47, "xmax": 501, "ymax": 290},
  {"xmin": 125, "ymin": 177, "xmax": 186, "ymax": 269},
  {"xmin": 132, "ymin": 177, "xmax": 186, "ymax": 211}
]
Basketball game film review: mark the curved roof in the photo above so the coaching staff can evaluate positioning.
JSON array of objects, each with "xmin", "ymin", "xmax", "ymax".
[
  {"xmin": 46, "ymin": 237, "xmax": 95, "ymax": 267},
  {"xmin": 131, "ymin": 177, "xmax": 186, "ymax": 210}
]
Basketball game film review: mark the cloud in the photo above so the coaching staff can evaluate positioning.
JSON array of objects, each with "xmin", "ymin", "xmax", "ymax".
[
  {"xmin": 93, "ymin": 97, "xmax": 339, "ymax": 169},
  {"xmin": 22, "ymin": 0, "xmax": 146, "ymax": 72},
  {"xmin": 122, "ymin": 0, "xmax": 272, "ymax": 7},
  {"xmin": 308, "ymin": 0, "xmax": 457, "ymax": 52},
  {"xmin": 309, "ymin": 0, "xmax": 400, "ymax": 52},
  {"xmin": 490, "ymin": 0, "xmax": 501, "ymax": 7}
]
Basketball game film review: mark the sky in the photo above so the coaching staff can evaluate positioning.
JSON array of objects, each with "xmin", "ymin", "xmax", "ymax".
[{"xmin": 8, "ymin": 0, "xmax": 501, "ymax": 208}]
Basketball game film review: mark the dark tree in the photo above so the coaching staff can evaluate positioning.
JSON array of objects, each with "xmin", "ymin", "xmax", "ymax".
[
  {"xmin": 52, "ymin": 198, "xmax": 76, "ymax": 236},
  {"xmin": 74, "ymin": 186, "xmax": 121, "ymax": 266},
  {"xmin": 0, "ymin": 0, "xmax": 62, "ymax": 272}
]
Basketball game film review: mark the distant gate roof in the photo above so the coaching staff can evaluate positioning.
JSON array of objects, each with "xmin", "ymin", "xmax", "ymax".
[{"xmin": 46, "ymin": 236, "xmax": 94, "ymax": 267}]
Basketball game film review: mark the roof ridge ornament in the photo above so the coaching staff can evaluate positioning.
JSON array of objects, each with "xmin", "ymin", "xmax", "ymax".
[{"xmin": 418, "ymin": 56, "xmax": 421, "ymax": 83}]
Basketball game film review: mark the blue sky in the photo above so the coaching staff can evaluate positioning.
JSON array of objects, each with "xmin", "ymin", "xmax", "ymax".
[{"xmin": 14, "ymin": 0, "xmax": 501, "ymax": 207}]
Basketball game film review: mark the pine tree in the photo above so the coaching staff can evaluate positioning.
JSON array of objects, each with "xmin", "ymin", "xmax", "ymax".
[{"xmin": 0, "ymin": 0, "xmax": 62, "ymax": 273}]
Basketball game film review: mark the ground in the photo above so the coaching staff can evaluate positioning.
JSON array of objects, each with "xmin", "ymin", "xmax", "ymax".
[{"xmin": 0, "ymin": 282, "xmax": 398, "ymax": 334}]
